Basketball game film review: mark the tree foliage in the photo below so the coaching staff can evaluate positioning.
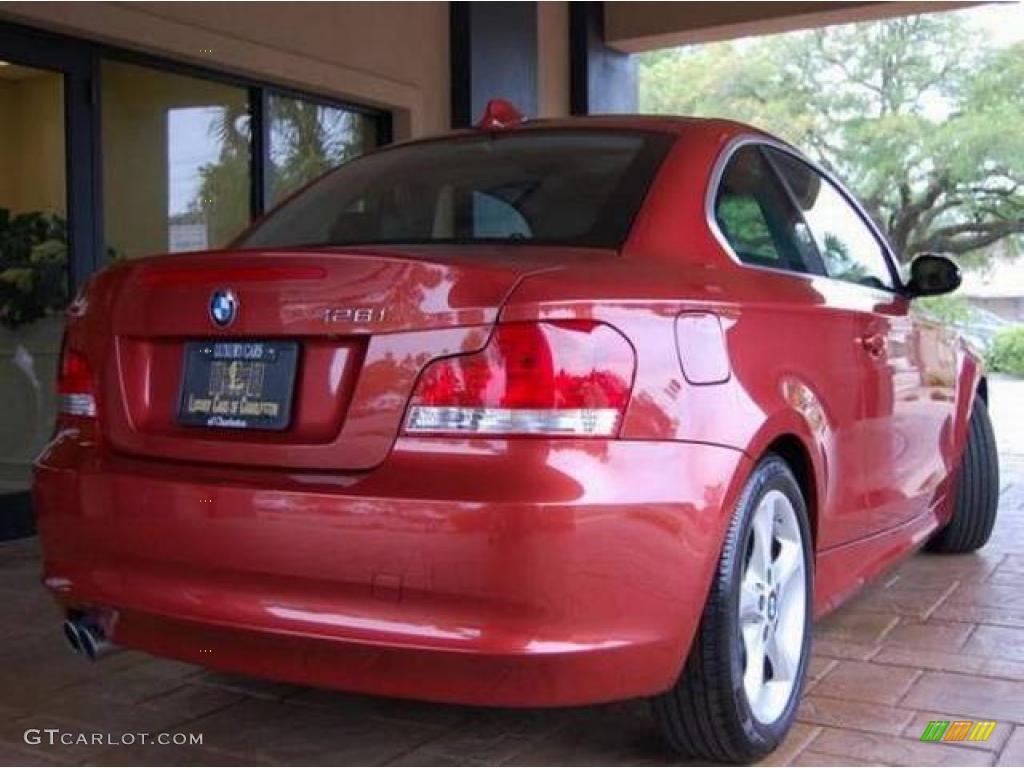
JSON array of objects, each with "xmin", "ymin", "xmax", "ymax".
[
  {"xmin": 268, "ymin": 99, "xmax": 367, "ymax": 203},
  {"xmin": 986, "ymin": 325, "xmax": 1024, "ymax": 375},
  {"xmin": 639, "ymin": 13, "xmax": 1024, "ymax": 265},
  {"xmin": 193, "ymin": 100, "xmax": 371, "ymax": 248},
  {"xmin": 0, "ymin": 208, "xmax": 67, "ymax": 328}
]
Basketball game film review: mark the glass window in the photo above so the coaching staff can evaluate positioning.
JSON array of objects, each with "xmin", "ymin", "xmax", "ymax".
[
  {"xmin": 267, "ymin": 94, "xmax": 378, "ymax": 206},
  {"xmin": 0, "ymin": 63, "xmax": 67, "ymax": 496},
  {"xmin": 472, "ymin": 191, "xmax": 531, "ymax": 238},
  {"xmin": 766, "ymin": 148, "xmax": 895, "ymax": 290},
  {"xmin": 241, "ymin": 131, "xmax": 673, "ymax": 250},
  {"xmin": 101, "ymin": 60, "xmax": 251, "ymax": 260},
  {"xmin": 714, "ymin": 146, "xmax": 819, "ymax": 273}
]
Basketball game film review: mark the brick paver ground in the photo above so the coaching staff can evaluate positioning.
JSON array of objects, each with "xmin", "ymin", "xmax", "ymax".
[{"xmin": 1, "ymin": 377, "xmax": 1021, "ymax": 766}]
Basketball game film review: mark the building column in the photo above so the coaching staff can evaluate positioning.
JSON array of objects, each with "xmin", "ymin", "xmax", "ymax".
[
  {"xmin": 449, "ymin": 1, "xmax": 539, "ymax": 127},
  {"xmin": 569, "ymin": 1, "xmax": 636, "ymax": 115}
]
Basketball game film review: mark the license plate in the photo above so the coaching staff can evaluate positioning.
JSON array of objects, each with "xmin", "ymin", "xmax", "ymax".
[{"xmin": 178, "ymin": 340, "xmax": 299, "ymax": 431}]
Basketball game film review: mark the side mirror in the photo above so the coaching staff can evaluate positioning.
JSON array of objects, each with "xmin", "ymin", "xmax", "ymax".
[{"xmin": 905, "ymin": 253, "xmax": 962, "ymax": 298}]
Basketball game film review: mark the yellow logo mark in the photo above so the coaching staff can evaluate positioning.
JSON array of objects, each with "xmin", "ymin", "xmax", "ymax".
[{"xmin": 967, "ymin": 721, "xmax": 997, "ymax": 742}]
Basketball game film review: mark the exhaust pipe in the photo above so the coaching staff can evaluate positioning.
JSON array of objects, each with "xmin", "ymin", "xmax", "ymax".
[
  {"xmin": 62, "ymin": 613, "xmax": 115, "ymax": 661},
  {"xmin": 62, "ymin": 619, "xmax": 83, "ymax": 655}
]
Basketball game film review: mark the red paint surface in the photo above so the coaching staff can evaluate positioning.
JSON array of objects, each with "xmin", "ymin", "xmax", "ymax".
[{"xmin": 34, "ymin": 117, "xmax": 981, "ymax": 705}]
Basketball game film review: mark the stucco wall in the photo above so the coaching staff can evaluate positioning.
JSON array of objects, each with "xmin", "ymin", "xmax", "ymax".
[{"xmin": 0, "ymin": 1, "xmax": 451, "ymax": 138}]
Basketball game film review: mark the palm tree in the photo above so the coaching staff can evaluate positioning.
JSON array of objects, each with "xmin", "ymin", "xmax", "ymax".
[{"xmin": 192, "ymin": 98, "xmax": 372, "ymax": 245}]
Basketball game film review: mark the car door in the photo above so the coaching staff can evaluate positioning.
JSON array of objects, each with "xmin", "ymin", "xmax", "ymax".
[
  {"xmin": 765, "ymin": 148, "xmax": 955, "ymax": 538},
  {"xmin": 712, "ymin": 144, "xmax": 873, "ymax": 549}
]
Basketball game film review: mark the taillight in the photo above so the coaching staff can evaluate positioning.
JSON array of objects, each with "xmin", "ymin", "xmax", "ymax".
[
  {"xmin": 57, "ymin": 345, "xmax": 97, "ymax": 418},
  {"xmin": 404, "ymin": 321, "xmax": 634, "ymax": 437}
]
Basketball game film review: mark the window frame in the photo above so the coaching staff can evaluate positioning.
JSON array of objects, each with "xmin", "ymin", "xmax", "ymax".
[
  {"xmin": 707, "ymin": 135, "xmax": 904, "ymax": 295},
  {"xmin": 0, "ymin": 18, "xmax": 391, "ymax": 290},
  {"xmin": 96, "ymin": 46, "xmax": 391, "ymax": 227}
]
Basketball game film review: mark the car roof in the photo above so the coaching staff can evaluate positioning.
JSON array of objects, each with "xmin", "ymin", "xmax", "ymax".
[
  {"xmin": 504, "ymin": 114, "xmax": 761, "ymax": 136},
  {"xmin": 392, "ymin": 114, "xmax": 788, "ymax": 152}
]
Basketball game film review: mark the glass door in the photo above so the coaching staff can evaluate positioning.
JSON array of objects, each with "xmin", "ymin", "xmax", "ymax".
[
  {"xmin": 0, "ymin": 24, "xmax": 95, "ymax": 539},
  {"xmin": 0, "ymin": 61, "xmax": 67, "ymax": 537}
]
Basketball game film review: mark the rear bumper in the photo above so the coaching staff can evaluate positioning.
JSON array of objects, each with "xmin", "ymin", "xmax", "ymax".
[{"xmin": 34, "ymin": 434, "xmax": 748, "ymax": 706}]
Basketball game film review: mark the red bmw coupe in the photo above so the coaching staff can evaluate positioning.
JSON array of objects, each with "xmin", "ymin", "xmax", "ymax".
[{"xmin": 34, "ymin": 106, "xmax": 999, "ymax": 761}]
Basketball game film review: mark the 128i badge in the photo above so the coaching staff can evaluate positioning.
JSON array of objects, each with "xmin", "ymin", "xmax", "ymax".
[{"xmin": 323, "ymin": 306, "xmax": 387, "ymax": 324}]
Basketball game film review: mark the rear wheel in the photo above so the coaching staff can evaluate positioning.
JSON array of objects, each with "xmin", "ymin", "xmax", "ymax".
[
  {"xmin": 653, "ymin": 455, "xmax": 812, "ymax": 762},
  {"xmin": 927, "ymin": 397, "xmax": 999, "ymax": 554}
]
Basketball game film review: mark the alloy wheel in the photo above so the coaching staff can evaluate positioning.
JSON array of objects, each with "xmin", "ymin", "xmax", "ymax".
[{"xmin": 738, "ymin": 489, "xmax": 807, "ymax": 724}]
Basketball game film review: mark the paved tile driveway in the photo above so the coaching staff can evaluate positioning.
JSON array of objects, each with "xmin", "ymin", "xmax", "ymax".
[{"xmin": 1, "ymin": 377, "xmax": 1022, "ymax": 766}]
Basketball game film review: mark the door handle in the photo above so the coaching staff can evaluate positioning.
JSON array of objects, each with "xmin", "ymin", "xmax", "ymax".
[{"xmin": 859, "ymin": 333, "xmax": 886, "ymax": 357}]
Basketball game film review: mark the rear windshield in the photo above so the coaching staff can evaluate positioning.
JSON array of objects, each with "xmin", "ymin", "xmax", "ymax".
[{"xmin": 238, "ymin": 130, "xmax": 673, "ymax": 250}]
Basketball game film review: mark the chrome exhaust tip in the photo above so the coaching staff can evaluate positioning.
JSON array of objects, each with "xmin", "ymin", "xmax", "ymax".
[
  {"xmin": 62, "ymin": 619, "xmax": 83, "ymax": 655},
  {"xmin": 63, "ymin": 613, "xmax": 115, "ymax": 661}
]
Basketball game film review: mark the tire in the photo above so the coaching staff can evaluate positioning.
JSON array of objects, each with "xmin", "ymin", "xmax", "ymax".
[
  {"xmin": 927, "ymin": 397, "xmax": 999, "ymax": 554},
  {"xmin": 653, "ymin": 455, "xmax": 813, "ymax": 763}
]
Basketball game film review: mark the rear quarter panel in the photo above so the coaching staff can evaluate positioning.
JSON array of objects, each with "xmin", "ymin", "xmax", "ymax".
[{"xmin": 501, "ymin": 124, "xmax": 974, "ymax": 616}]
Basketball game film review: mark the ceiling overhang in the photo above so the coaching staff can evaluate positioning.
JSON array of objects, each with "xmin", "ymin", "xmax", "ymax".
[{"xmin": 605, "ymin": 1, "xmax": 983, "ymax": 53}]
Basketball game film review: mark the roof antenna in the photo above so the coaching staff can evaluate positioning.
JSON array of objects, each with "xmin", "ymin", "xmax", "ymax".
[{"xmin": 477, "ymin": 99, "xmax": 524, "ymax": 130}]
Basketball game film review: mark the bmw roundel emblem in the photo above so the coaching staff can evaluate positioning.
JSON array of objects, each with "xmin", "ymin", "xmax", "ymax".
[{"xmin": 209, "ymin": 289, "xmax": 238, "ymax": 327}]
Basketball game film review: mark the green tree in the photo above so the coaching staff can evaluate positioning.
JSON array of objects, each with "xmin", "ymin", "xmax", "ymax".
[
  {"xmin": 639, "ymin": 13, "xmax": 1024, "ymax": 265},
  {"xmin": 986, "ymin": 325, "xmax": 1024, "ymax": 375}
]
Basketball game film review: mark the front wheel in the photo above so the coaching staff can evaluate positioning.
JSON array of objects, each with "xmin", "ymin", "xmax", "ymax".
[
  {"xmin": 927, "ymin": 397, "xmax": 999, "ymax": 554},
  {"xmin": 653, "ymin": 455, "xmax": 813, "ymax": 763}
]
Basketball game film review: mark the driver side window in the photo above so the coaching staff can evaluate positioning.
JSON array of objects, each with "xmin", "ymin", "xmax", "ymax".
[{"xmin": 765, "ymin": 148, "xmax": 895, "ymax": 290}]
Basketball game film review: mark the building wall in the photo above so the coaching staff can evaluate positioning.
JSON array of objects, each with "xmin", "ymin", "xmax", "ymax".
[
  {"xmin": 0, "ymin": 1, "xmax": 451, "ymax": 138},
  {"xmin": 0, "ymin": 82, "xmax": 17, "ymax": 210},
  {"xmin": 537, "ymin": 1, "xmax": 570, "ymax": 118},
  {"xmin": 0, "ymin": 71, "xmax": 65, "ymax": 216},
  {"xmin": 15, "ymin": 73, "xmax": 65, "ymax": 215}
]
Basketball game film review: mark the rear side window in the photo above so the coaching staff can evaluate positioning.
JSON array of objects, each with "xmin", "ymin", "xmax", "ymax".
[
  {"xmin": 714, "ymin": 146, "xmax": 819, "ymax": 274},
  {"xmin": 239, "ymin": 130, "xmax": 673, "ymax": 250},
  {"xmin": 765, "ymin": 148, "xmax": 895, "ymax": 290}
]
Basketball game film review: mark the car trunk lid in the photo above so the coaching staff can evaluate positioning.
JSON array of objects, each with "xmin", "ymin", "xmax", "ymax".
[{"xmin": 101, "ymin": 246, "xmax": 586, "ymax": 471}]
